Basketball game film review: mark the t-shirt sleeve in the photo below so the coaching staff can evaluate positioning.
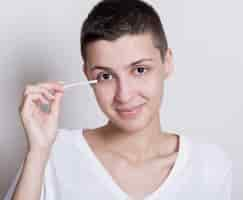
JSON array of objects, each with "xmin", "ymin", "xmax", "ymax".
[
  {"xmin": 218, "ymin": 167, "xmax": 232, "ymax": 200},
  {"xmin": 199, "ymin": 142, "xmax": 233, "ymax": 199},
  {"xmin": 3, "ymin": 160, "xmax": 45, "ymax": 200}
]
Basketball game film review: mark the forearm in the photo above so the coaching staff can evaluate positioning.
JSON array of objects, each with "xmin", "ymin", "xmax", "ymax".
[{"xmin": 12, "ymin": 151, "xmax": 50, "ymax": 200}]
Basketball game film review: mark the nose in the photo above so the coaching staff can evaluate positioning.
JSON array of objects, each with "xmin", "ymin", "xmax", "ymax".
[{"xmin": 114, "ymin": 76, "xmax": 133, "ymax": 104}]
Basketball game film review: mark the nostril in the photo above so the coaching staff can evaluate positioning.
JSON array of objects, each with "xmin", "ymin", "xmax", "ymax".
[{"xmin": 114, "ymin": 89, "xmax": 132, "ymax": 104}]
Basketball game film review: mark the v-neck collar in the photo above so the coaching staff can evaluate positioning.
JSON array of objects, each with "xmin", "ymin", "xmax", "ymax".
[{"xmin": 74, "ymin": 128, "xmax": 189, "ymax": 200}]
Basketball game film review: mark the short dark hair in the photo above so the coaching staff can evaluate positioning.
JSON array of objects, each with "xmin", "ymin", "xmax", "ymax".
[{"xmin": 80, "ymin": 0, "xmax": 168, "ymax": 63}]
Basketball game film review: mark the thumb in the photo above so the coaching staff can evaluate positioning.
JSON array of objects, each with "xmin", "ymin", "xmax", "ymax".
[{"xmin": 50, "ymin": 91, "xmax": 63, "ymax": 117}]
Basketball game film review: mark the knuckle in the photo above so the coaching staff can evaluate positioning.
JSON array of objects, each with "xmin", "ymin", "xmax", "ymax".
[
  {"xmin": 24, "ymin": 85, "xmax": 33, "ymax": 95},
  {"xmin": 25, "ymin": 84, "xmax": 32, "ymax": 91}
]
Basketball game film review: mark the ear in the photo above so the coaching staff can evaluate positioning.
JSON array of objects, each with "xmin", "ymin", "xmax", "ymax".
[
  {"xmin": 82, "ymin": 62, "xmax": 90, "ymax": 80},
  {"xmin": 162, "ymin": 48, "xmax": 174, "ymax": 80}
]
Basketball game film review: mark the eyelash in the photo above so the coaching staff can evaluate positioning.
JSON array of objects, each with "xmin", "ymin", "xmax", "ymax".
[{"xmin": 96, "ymin": 66, "xmax": 148, "ymax": 81}]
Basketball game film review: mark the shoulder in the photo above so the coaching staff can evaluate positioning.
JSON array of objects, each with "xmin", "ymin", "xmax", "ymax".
[
  {"xmin": 193, "ymin": 138, "xmax": 231, "ymax": 170},
  {"xmin": 184, "ymin": 135, "xmax": 232, "ymax": 184}
]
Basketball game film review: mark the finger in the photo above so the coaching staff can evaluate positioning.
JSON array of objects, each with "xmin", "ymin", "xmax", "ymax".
[
  {"xmin": 36, "ymin": 82, "xmax": 64, "ymax": 93},
  {"xmin": 23, "ymin": 85, "xmax": 36, "ymax": 96},
  {"xmin": 37, "ymin": 86, "xmax": 56, "ymax": 101},
  {"xmin": 25, "ymin": 93, "xmax": 50, "ymax": 108},
  {"xmin": 24, "ymin": 82, "xmax": 64, "ymax": 96},
  {"xmin": 24, "ymin": 86, "xmax": 57, "ymax": 102},
  {"xmin": 50, "ymin": 91, "xmax": 63, "ymax": 117},
  {"xmin": 20, "ymin": 93, "xmax": 49, "ymax": 117},
  {"xmin": 21, "ymin": 81, "xmax": 64, "ymax": 109}
]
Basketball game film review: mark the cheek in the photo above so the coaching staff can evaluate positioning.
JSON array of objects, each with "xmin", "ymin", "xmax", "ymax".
[
  {"xmin": 142, "ymin": 72, "xmax": 164, "ymax": 97},
  {"xmin": 93, "ymin": 83, "xmax": 115, "ymax": 106}
]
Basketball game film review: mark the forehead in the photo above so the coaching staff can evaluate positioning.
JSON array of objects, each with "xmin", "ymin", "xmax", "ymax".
[{"xmin": 85, "ymin": 33, "xmax": 161, "ymax": 68}]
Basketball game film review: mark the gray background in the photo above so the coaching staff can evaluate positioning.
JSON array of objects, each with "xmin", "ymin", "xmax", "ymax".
[{"xmin": 0, "ymin": 0, "xmax": 242, "ymax": 199}]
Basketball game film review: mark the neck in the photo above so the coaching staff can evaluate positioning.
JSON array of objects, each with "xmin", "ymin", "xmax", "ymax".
[{"xmin": 100, "ymin": 113, "xmax": 164, "ymax": 163}]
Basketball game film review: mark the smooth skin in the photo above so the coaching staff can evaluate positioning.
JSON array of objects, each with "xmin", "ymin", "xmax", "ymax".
[
  {"xmin": 12, "ymin": 82, "xmax": 64, "ymax": 200},
  {"xmin": 13, "ymin": 33, "xmax": 177, "ymax": 200},
  {"xmin": 83, "ymin": 33, "xmax": 178, "ymax": 199}
]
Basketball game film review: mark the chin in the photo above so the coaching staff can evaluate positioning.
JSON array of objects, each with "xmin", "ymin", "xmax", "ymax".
[{"xmin": 107, "ymin": 110, "xmax": 154, "ymax": 133}]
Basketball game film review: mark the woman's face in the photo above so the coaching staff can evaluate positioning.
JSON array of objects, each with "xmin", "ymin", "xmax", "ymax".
[{"xmin": 84, "ymin": 33, "xmax": 173, "ymax": 132}]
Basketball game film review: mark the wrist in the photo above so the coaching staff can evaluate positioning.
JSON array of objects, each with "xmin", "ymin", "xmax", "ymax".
[{"xmin": 26, "ymin": 149, "xmax": 51, "ymax": 163}]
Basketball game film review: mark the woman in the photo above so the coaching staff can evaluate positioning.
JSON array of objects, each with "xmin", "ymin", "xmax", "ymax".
[{"xmin": 5, "ymin": 0, "xmax": 232, "ymax": 199}]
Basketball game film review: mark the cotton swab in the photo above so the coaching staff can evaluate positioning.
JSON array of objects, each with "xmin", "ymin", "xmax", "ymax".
[
  {"xmin": 39, "ymin": 80, "xmax": 98, "ymax": 112},
  {"xmin": 63, "ymin": 80, "xmax": 98, "ymax": 90}
]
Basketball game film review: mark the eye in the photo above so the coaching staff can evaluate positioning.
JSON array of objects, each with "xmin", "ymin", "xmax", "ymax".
[
  {"xmin": 134, "ymin": 66, "xmax": 148, "ymax": 75},
  {"xmin": 96, "ymin": 72, "xmax": 113, "ymax": 81}
]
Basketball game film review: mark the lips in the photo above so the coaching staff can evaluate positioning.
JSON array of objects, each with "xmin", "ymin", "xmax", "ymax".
[
  {"xmin": 116, "ymin": 104, "xmax": 144, "ymax": 112},
  {"xmin": 115, "ymin": 103, "xmax": 145, "ymax": 119}
]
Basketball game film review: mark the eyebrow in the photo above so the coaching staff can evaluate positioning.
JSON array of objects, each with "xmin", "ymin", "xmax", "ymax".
[{"xmin": 89, "ymin": 58, "xmax": 153, "ymax": 72}]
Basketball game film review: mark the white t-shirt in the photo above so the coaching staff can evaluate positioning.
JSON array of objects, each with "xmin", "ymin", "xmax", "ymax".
[{"xmin": 4, "ymin": 128, "xmax": 232, "ymax": 200}]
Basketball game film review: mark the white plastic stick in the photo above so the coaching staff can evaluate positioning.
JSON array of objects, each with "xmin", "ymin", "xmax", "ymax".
[{"xmin": 63, "ymin": 80, "xmax": 98, "ymax": 89}]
